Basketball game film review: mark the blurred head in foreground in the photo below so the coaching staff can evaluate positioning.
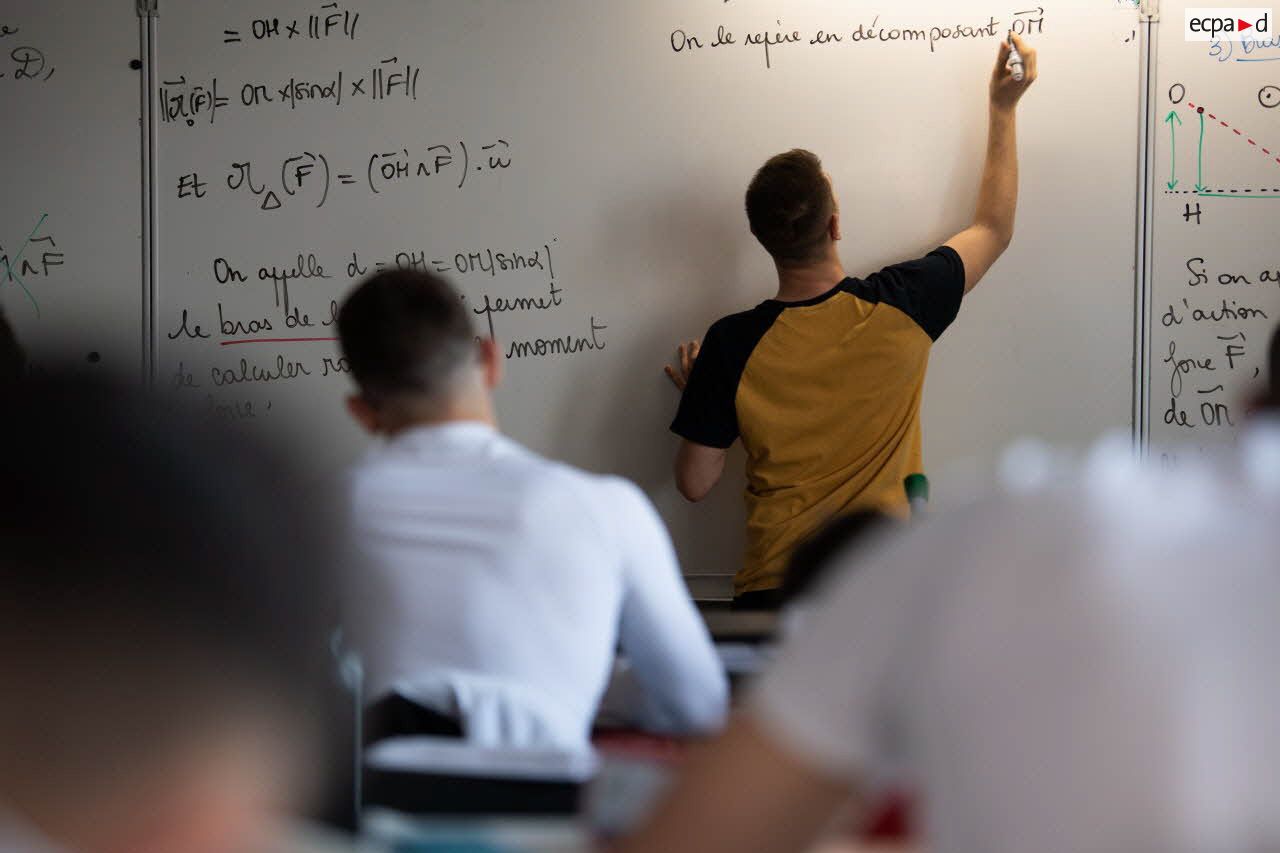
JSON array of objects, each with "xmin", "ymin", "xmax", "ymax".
[
  {"xmin": 777, "ymin": 510, "xmax": 893, "ymax": 639},
  {"xmin": 1268, "ymin": 323, "xmax": 1280, "ymax": 410},
  {"xmin": 780, "ymin": 510, "xmax": 891, "ymax": 609},
  {"xmin": 0, "ymin": 306, "xmax": 25, "ymax": 384},
  {"xmin": 1249, "ymin": 322, "xmax": 1280, "ymax": 415},
  {"xmin": 0, "ymin": 375, "xmax": 339, "ymax": 853}
]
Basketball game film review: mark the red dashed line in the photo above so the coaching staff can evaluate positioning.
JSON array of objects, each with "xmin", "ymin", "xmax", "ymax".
[{"xmin": 1188, "ymin": 101, "xmax": 1280, "ymax": 169}]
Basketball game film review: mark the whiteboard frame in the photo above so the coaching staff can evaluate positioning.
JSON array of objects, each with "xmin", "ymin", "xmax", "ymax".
[
  {"xmin": 1135, "ymin": 15, "xmax": 1160, "ymax": 452},
  {"xmin": 128, "ymin": 1, "xmax": 1159, "ymax": 504},
  {"xmin": 140, "ymin": 7, "xmax": 159, "ymax": 385}
]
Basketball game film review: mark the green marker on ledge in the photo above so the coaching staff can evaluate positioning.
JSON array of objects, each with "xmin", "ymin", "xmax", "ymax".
[{"xmin": 905, "ymin": 474, "xmax": 930, "ymax": 518}]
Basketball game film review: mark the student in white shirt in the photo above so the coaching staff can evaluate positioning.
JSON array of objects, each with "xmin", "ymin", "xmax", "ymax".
[
  {"xmin": 618, "ymin": 431, "xmax": 1280, "ymax": 853},
  {"xmin": 339, "ymin": 269, "xmax": 727, "ymax": 750}
]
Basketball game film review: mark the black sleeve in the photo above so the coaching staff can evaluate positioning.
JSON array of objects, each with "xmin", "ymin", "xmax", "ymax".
[
  {"xmin": 670, "ymin": 323, "xmax": 740, "ymax": 449},
  {"xmin": 855, "ymin": 246, "xmax": 966, "ymax": 341}
]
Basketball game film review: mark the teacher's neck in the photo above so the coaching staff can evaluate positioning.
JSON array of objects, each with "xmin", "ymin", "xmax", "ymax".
[{"xmin": 773, "ymin": 254, "xmax": 846, "ymax": 303}]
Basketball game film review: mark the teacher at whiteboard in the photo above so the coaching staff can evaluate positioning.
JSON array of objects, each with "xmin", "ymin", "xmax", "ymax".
[{"xmin": 665, "ymin": 35, "xmax": 1038, "ymax": 609}]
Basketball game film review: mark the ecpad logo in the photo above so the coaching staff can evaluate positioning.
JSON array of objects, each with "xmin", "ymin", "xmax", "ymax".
[{"xmin": 1186, "ymin": 8, "xmax": 1273, "ymax": 41}]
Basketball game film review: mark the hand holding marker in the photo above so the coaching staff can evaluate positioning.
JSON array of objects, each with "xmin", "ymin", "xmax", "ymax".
[
  {"xmin": 992, "ymin": 32, "xmax": 1035, "ymax": 110},
  {"xmin": 1007, "ymin": 31, "xmax": 1025, "ymax": 82}
]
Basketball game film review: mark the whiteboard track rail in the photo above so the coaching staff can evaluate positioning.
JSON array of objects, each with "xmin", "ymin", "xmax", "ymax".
[
  {"xmin": 139, "ymin": 7, "xmax": 158, "ymax": 386},
  {"xmin": 1135, "ymin": 13, "xmax": 1159, "ymax": 454}
]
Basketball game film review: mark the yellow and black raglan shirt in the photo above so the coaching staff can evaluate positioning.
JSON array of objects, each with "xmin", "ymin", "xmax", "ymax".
[{"xmin": 671, "ymin": 247, "xmax": 966, "ymax": 596}]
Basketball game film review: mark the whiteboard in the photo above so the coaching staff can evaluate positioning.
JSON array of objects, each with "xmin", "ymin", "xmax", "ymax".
[
  {"xmin": 0, "ymin": 1, "xmax": 142, "ymax": 377},
  {"xmin": 152, "ymin": 1, "xmax": 1141, "ymax": 591},
  {"xmin": 1148, "ymin": 5, "xmax": 1280, "ymax": 464}
]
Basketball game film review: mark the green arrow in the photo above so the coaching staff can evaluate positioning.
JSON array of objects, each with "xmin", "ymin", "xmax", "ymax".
[
  {"xmin": 1195, "ymin": 110, "xmax": 1206, "ymax": 193},
  {"xmin": 1165, "ymin": 110, "xmax": 1183, "ymax": 190}
]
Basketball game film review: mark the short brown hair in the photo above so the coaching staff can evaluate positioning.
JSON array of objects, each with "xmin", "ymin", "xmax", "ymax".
[
  {"xmin": 337, "ymin": 269, "xmax": 476, "ymax": 404},
  {"xmin": 745, "ymin": 149, "xmax": 836, "ymax": 265}
]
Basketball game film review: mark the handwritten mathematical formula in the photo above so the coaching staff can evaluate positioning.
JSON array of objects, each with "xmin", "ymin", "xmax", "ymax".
[
  {"xmin": 160, "ymin": 56, "xmax": 420, "ymax": 128},
  {"xmin": 175, "ymin": 138, "xmax": 513, "ymax": 211},
  {"xmin": 222, "ymin": 1, "xmax": 362, "ymax": 45},
  {"xmin": 1, "ymin": 214, "xmax": 63, "ymax": 318},
  {"xmin": 165, "ymin": 239, "xmax": 605, "ymax": 420}
]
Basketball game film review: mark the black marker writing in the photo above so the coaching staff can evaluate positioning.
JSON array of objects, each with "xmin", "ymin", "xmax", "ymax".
[
  {"xmin": 210, "ymin": 354, "xmax": 312, "ymax": 386},
  {"xmin": 506, "ymin": 317, "xmax": 607, "ymax": 360}
]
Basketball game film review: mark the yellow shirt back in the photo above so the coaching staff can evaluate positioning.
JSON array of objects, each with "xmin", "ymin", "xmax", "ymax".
[{"xmin": 671, "ymin": 248, "xmax": 965, "ymax": 595}]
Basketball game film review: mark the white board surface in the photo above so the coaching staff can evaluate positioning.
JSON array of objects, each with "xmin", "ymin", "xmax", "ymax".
[
  {"xmin": 0, "ymin": 1, "xmax": 142, "ymax": 377},
  {"xmin": 152, "ymin": 1, "xmax": 1141, "ymax": 587},
  {"xmin": 1149, "ymin": 5, "xmax": 1280, "ymax": 464}
]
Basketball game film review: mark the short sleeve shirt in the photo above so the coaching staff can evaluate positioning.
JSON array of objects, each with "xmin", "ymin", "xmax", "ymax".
[{"xmin": 671, "ymin": 248, "xmax": 965, "ymax": 594}]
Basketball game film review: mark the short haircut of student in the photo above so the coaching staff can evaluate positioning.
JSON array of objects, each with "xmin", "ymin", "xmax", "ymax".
[
  {"xmin": 780, "ymin": 510, "xmax": 891, "ymax": 607},
  {"xmin": 1270, "ymin": 323, "xmax": 1279, "ymax": 408},
  {"xmin": 745, "ymin": 149, "xmax": 837, "ymax": 266},
  {"xmin": 337, "ymin": 269, "xmax": 477, "ymax": 404},
  {"xmin": 0, "ymin": 375, "xmax": 340, "ymax": 809}
]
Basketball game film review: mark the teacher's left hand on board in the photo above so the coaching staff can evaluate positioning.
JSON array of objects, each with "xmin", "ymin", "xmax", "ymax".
[{"xmin": 664, "ymin": 340, "xmax": 701, "ymax": 391}]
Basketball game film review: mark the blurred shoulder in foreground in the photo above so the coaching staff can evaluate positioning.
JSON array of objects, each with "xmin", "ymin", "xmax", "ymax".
[
  {"xmin": 0, "ymin": 374, "xmax": 344, "ymax": 853},
  {"xmin": 617, "ymin": 427, "xmax": 1280, "ymax": 853}
]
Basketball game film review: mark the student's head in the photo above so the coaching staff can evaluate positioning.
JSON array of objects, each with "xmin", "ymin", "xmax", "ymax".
[
  {"xmin": 338, "ymin": 269, "xmax": 500, "ymax": 434},
  {"xmin": 1252, "ymin": 323, "xmax": 1280, "ymax": 414},
  {"xmin": 746, "ymin": 149, "xmax": 840, "ymax": 268},
  {"xmin": 1269, "ymin": 324, "xmax": 1280, "ymax": 409},
  {"xmin": 781, "ymin": 510, "xmax": 891, "ymax": 608},
  {"xmin": 0, "ymin": 306, "xmax": 25, "ymax": 384},
  {"xmin": 0, "ymin": 376, "xmax": 339, "ymax": 853}
]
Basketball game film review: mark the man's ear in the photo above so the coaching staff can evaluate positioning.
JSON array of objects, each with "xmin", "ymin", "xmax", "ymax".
[
  {"xmin": 478, "ymin": 338, "xmax": 504, "ymax": 391},
  {"xmin": 830, "ymin": 210, "xmax": 842, "ymax": 243},
  {"xmin": 346, "ymin": 394, "xmax": 382, "ymax": 435}
]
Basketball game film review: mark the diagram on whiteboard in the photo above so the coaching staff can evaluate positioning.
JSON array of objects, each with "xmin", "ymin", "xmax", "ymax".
[
  {"xmin": 1163, "ymin": 85, "xmax": 1280, "ymax": 198},
  {"xmin": 1149, "ymin": 59, "xmax": 1280, "ymax": 461}
]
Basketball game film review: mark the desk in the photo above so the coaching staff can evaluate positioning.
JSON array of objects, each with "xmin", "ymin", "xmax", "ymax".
[
  {"xmin": 362, "ymin": 812, "xmax": 917, "ymax": 853},
  {"xmin": 699, "ymin": 608, "xmax": 779, "ymax": 644}
]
